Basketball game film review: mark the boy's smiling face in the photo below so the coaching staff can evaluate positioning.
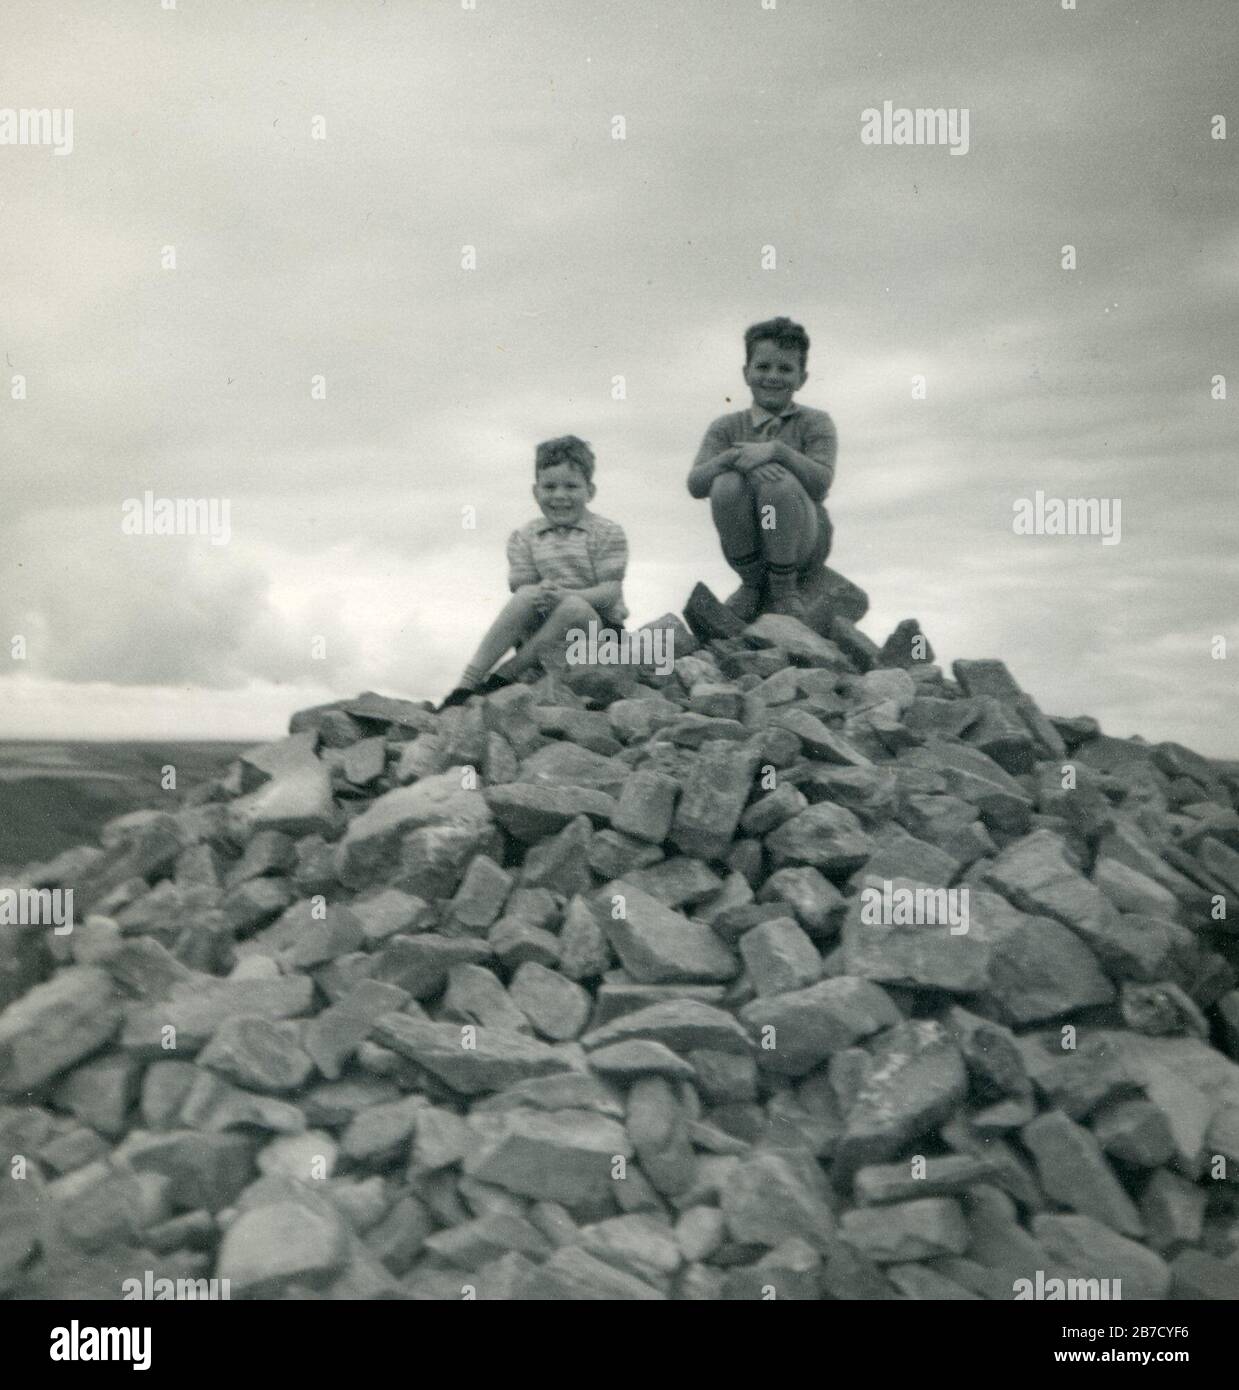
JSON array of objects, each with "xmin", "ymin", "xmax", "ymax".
[
  {"xmin": 743, "ymin": 339, "xmax": 808, "ymax": 414},
  {"xmin": 534, "ymin": 461, "xmax": 594, "ymax": 527}
]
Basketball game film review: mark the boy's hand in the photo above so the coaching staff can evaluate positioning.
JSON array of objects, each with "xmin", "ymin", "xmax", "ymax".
[
  {"xmin": 752, "ymin": 462, "xmax": 789, "ymax": 484},
  {"xmin": 732, "ymin": 441, "xmax": 778, "ymax": 472},
  {"xmin": 534, "ymin": 581, "xmax": 564, "ymax": 612}
]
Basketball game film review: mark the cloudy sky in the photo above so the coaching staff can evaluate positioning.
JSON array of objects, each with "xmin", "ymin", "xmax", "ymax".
[{"xmin": 2, "ymin": 0, "xmax": 1236, "ymax": 753}]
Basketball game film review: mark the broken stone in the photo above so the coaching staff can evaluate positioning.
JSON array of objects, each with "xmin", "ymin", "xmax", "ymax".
[
  {"xmin": 1022, "ymin": 1110, "xmax": 1143, "ymax": 1236},
  {"xmin": 766, "ymin": 803, "xmax": 873, "ymax": 876},
  {"xmin": 738, "ymin": 917, "xmax": 822, "ymax": 996},
  {"xmin": 509, "ymin": 962, "xmax": 591, "ymax": 1041},
  {"xmin": 835, "ymin": 1021, "xmax": 968, "ymax": 1175},
  {"xmin": 218, "ymin": 1198, "xmax": 350, "ymax": 1293},
  {"xmin": 669, "ymin": 741, "xmax": 764, "ymax": 861},
  {"xmin": 372, "ymin": 1014, "xmax": 579, "ymax": 1096},
  {"xmin": 518, "ymin": 814, "xmax": 594, "ymax": 897},
  {"xmin": 0, "ymin": 967, "xmax": 122, "ymax": 1094},
  {"xmin": 448, "ymin": 854, "xmax": 512, "ymax": 931},
  {"xmin": 740, "ymin": 977, "xmax": 900, "ymax": 1077},
  {"xmin": 596, "ymin": 882, "xmax": 737, "ymax": 984},
  {"xmin": 198, "ymin": 1016, "xmax": 315, "ymax": 1093},
  {"xmin": 483, "ymin": 783, "xmax": 616, "ymax": 842},
  {"xmin": 626, "ymin": 1076, "xmax": 696, "ymax": 1197},
  {"xmin": 464, "ymin": 1108, "xmax": 632, "ymax": 1205},
  {"xmin": 1031, "ymin": 1213, "xmax": 1170, "ymax": 1300},
  {"xmin": 839, "ymin": 1197, "xmax": 968, "ymax": 1263}
]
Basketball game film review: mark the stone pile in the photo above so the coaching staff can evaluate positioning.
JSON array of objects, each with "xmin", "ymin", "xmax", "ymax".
[{"xmin": 3, "ymin": 567, "xmax": 1239, "ymax": 1300}]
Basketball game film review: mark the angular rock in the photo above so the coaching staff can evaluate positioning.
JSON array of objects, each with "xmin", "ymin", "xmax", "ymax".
[
  {"xmin": 582, "ymin": 998, "xmax": 752, "ymax": 1055},
  {"xmin": 1030, "ymin": 1213, "xmax": 1170, "ymax": 1300},
  {"xmin": 1021, "ymin": 1110, "xmax": 1143, "ymax": 1237},
  {"xmin": 483, "ymin": 784, "xmax": 616, "ymax": 842},
  {"xmin": 670, "ymin": 740, "xmax": 764, "ymax": 861},
  {"xmin": 596, "ymin": 882, "xmax": 737, "ymax": 984},
  {"xmin": 739, "ymin": 917, "xmax": 822, "ymax": 996},
  {"xmin": 124, "ymin": 963, "xmax": 312, "ymax": 1045},
  {"xmin": 372, "ymin": 1015, "xmax": 579, "ymax": 1096},
  {"xmin": 766, "ymin": 803, "xmax": 873, "ymax": 875},
  {"xmin": 722, "ymin": 1150, "xmax": 835, "ymax": 1249},
  {"xmin": 518, "ymin": 815, "xmax": 593, "ymax": 897},
  {"xmin": 740, "ymin": 976, "xmax": 900, "ymax": 1077},
  {"xmin": 0, "ymin": 966, "xmax": 122, "ymax": 1094},
  {"xmin": 626, "ymin": 1076, "xmax": 695, "ymax": 1197},
  {"xmin": 335, "ymin": 773, "xmax": 492, "ymax": 887},
  {"xmin": 509, "ymin": 962, "xmax": 591, "ymax": 1041},
  {"xmin": 218, "ymin": 1199, "xmax": 350, "ymax": 1293},
  {"xmin": 197, "ymin": 1016, "xmax": 315, "ymax": 1093},
  {"xmin": 840, "ymin": 1198, "xmax": 968, "ymax": 1263},
  {"xmin": 836, "ymin": 1021, "xmax": 968, "ymax": 1174},
  {"xmin": 303, "ymin": 979, "xmax": 411, "ymax": 1080},
  {"xmin": 448, "ymin": 854, "xmax": 513, "ymax": 931},
  {"xmin": 464, "ymin": 1108, "xmax": 632, "ymax": 1205}
]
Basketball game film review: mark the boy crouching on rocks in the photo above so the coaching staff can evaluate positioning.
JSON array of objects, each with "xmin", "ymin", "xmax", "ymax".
[
  {"xmin": 440, "ymin": 435, "xmax": 629, "ymax": 708},
  {"xmin": 687, "ymin": 316, "xmax": 836, "ymax": 623}
]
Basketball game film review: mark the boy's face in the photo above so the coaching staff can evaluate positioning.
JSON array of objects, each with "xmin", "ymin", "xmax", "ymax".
[
  {"xmin": 533, "ymin": 462, "xmax": 594, "ymax": 526},
  {"xmin": 743, "ymin": 340, "xmax": 808, "ymax": 414}
]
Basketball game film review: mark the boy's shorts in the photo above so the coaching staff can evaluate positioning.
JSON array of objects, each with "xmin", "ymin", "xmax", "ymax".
[{"xmin": 801, "ymin": 506, "xmax": 833, "ymax": 573}]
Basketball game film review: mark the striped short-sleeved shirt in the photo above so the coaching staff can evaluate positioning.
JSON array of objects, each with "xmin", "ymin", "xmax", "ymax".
[{"xmin": 506, "ymin": 509, "xmax": 629, "ymax": 624}]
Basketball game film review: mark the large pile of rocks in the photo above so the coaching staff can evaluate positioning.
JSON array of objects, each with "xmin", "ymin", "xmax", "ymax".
[{"xmin": 3, "ymin": 569, "xmax": 1239, "ymax": 1300}]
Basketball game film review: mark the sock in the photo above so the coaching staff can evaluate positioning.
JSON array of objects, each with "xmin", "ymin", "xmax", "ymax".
[
  {"xmin": 726, "ymin": 550, "xmax": 765, "ymax": 588},
  {"xmin": 767, "ymin": 562, "xmax": 799, "ymax": 598},
  {"xmin": 459, "ymin": 664, "xmax": 488, "ymax": 689}
]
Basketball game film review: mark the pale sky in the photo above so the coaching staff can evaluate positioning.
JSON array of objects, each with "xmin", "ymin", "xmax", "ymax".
[{"xmin": 2, "ymin": 0, "xmax": 1236, "ymax": 753}]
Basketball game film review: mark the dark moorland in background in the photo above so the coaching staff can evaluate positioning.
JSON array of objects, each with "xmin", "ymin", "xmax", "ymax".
[{"xmin": 0, "ymin": 741, "xmax": 250, "ymax": 873}]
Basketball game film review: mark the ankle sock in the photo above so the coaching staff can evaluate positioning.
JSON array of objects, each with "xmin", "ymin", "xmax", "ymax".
[
  {"xmin": 726, "ymin": 551, "xmax": 765, "ymax": 589},
  {"xmin": 767, "ymin": 562, "xmax": 798, "ymax": 598},
  {"xmin": 460, "ymin": 664, "xmax": 487, "ymax": 689}
]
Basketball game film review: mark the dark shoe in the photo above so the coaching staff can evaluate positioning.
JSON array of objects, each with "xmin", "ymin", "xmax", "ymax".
[
  {"xmin": 436, "ymin": 685, "xmax": 477, "ymax": 712},
  {"xmin": 723, "ymin": 583, "xmax": 764, "ymax": 624},
  {"xmin": 475, "ymin": 672, "xmax": 515, "ymax": 696}
]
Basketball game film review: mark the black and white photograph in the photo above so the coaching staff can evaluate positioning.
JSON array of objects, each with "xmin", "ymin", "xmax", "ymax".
[{"xmin": 1, "ymin": 0, "xmax": 1237, "ymax": 1342}]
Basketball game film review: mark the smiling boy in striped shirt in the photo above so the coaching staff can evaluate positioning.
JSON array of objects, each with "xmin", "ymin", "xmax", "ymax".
[{"xmin": 440, "ymin": 435, "xmax": 629, "ymax": 709}]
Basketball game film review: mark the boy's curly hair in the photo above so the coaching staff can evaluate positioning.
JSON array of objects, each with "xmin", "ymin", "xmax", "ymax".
[
  {"xmin": 535, "ymin": 435, "xmax": 595, "ymax": 483},
  {"xmin": 744, "ymin": 316, "xmax": 811, "ymax": 369}
]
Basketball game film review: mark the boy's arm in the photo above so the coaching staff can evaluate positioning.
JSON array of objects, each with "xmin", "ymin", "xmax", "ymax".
[
  {"xmin": 506, "ymin": 529, "xmax": 540, "ymax": 592},
  {"xmin": 770, "ymin": 414, "xmax": 837, "ymax": 501},
  {"xmin": 687, "ymin": 418, "xmax": 740, "ymax": 499},
  {"xmin": 570, "ymin": 522, "xmax": 627, "ymax": 611}
]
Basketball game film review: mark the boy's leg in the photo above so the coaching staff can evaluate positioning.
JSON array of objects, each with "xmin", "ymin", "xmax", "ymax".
[
  {"xmin": 709, "ymin": 472, "xmax": 765, "ymax": 620},
  {"xmin": 493, "ymin": 594, "xmax": 600, "ymax": 681},
  {"xmin": 456, "ymin": 590, "xmax": 543, "ymax": 688},
  {"xmin": 753, "ymin": 470, "xmax": 819, "ymax": 617}
]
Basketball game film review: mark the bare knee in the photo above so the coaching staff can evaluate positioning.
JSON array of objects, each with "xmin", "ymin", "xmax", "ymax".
[
  {"xmin": 709, "ymin": 471, "xmax": 748, "ymax": 506},
  {"xmin": 753, "ymin": 471, "xmax": 807, "ymax": 506},
  {"xmin": 506, "ymin": 589, "xmax": 542, "ymax": 622}
]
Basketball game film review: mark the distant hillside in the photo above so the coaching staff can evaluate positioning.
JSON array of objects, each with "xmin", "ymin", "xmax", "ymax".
[{"xmin": 0, "ymin": 741, "xmax": 249, "ymax": 872}]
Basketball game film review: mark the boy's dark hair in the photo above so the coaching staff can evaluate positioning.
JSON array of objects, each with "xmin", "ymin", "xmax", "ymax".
[
  {"xmin": 744, "ymin": 316, "xmax": 810, "ymax": 369},
  {"xmin": 535, "ymin": 435, "xmax": 595, "ymax": 483}
]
